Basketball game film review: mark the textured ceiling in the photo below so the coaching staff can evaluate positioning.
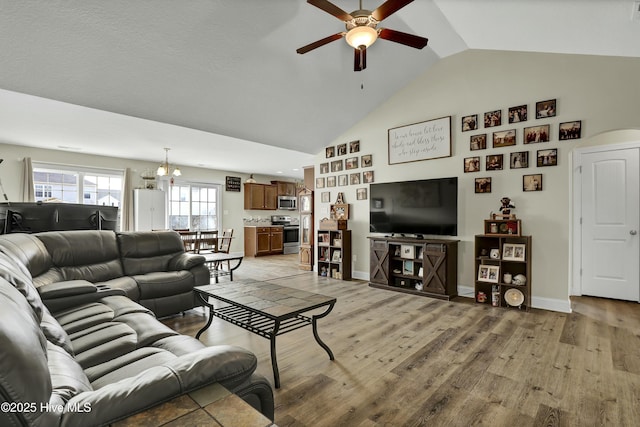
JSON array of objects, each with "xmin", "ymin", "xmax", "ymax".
[{"xmin": 0, "ymin": 0, "xmax": 639, "ymax": 178}]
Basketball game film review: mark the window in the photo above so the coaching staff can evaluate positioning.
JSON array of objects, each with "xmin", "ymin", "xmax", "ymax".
[
  {"xmin": 168, "ymin": 183, "xmax": 220, "ymax": 230},
  {"xmin": 33, "ymin": 163, "xmax": 123, "ymax": 207}
]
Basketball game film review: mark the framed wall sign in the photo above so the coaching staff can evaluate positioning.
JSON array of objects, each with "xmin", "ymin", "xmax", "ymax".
[
  {"xmin": 387, "ymin": 116, "xmax": 452, "ymax": 165},
  {"xmin": 225, "ymin": 176, "xmax": 241, "ymax": 192}
]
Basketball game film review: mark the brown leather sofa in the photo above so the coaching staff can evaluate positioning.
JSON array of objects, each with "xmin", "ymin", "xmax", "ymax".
[{"xmin": 0, "ymin": 230, "xmax": 274, "ymax": 426}]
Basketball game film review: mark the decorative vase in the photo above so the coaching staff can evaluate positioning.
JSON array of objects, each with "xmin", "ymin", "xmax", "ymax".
[{"xmin": 503, "ymin": 273, "xmax": 512, "ymax": 284}]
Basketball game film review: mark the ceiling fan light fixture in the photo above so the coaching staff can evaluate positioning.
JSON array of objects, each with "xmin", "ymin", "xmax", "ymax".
[{"xmin": 345, "ymin": 26, "xmax": 378, "ymax": 49}]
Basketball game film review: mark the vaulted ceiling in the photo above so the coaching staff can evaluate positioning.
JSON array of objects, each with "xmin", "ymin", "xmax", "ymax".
[{"xmin": 1, "ymin": 0, "xmax": 639, "ymax": 178}]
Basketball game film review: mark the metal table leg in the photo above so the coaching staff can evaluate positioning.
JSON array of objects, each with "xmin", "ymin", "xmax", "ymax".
[
  {"xmin": 312, "ymin": 302, "xmax": 335, "ymax": 360},
  {"xmin": 270, "ymin": 320, "xmax": 281, "ymax": 388},
  {"xmin": 195, "ymin": 293, "xmax": 214, "ymax": 339}
]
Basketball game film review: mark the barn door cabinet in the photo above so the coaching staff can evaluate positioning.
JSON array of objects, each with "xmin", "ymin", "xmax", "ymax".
[{"xmin": 368, "ymin": 236, "xmax": 458, "ymax": 300}]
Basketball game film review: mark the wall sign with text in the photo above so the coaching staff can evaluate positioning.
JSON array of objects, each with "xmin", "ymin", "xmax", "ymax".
[
  {"xmin": 225, "ymin": 176, "xmax": 241, "ymax": 192},
  {"xmin": 388, "ymin": 116, "xmax": 452, "ymax": 165}
]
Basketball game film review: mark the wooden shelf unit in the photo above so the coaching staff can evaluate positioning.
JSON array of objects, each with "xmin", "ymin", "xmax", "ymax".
[
  {"xmin": 317, "ymin": 229, "xmax": 351, "ymax": 280},
  {"xmin": 368, "ymin": 237, "xmax": 458, "ymax": 300},
  {"xmin": 474, "ymin": 234, "xmax": 532, "ymax": 311}
]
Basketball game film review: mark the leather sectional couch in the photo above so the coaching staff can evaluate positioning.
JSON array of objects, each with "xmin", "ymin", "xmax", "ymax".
[{"xmin": 0, "ymin": 230, "xmax": 275, "ymax": 426}]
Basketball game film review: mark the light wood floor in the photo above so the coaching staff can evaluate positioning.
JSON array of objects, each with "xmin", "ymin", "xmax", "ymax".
[{"xmin": 162, "ymin": 254, "xmax": 640, "ymax": 427}]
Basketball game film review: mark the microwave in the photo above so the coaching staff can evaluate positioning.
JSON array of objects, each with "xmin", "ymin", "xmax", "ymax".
[{"xmin": 277, "ymin": 196, "xmax": 297, "ymax": 210}]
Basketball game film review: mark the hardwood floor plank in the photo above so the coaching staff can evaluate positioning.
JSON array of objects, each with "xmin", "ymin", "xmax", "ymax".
[{"xmin": 161, "ymin": 255, "xmax": 640, "ymax": 426}]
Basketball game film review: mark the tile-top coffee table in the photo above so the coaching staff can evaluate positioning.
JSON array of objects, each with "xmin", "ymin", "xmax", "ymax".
[{"xmin": 194, "ymin": 281, "xmax": 336, "ymax": 388}]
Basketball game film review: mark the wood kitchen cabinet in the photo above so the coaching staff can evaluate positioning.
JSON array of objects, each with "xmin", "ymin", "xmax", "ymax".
[
  {"xmin": 244, "ymin": 183, "xmax": 277, "ymax": 210},
  {"xmin": 244, "ymin": 226, "xmax": 283, "ymax": 256},
  {"xmin": 271, "ymin": 181, "xmax": 297, "ymax": 197}
]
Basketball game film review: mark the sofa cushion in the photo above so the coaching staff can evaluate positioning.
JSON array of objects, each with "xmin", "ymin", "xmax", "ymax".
[
  {"xmin": 87, "ymin": 347, "xmax": 178, "ymax": 388},
  {"xmin": 37, "ymin": 230, "xmax": 124, "ymax": 282},
  {"xmin": 118, "ymin": 231, "xmax": 185, "ymax": 275},
  {"xmin": 134, "ymin": 270, "xmax": 194, "ymax": 299},
  {"xmin": 41, "ymin": 305, "xmax": 75, "ymax": 355},
  {"xmin": 0, "ymin": 232, "xmax": 54, "ymax": 278},
  {"xmin": 0, "ymin": 249, "xmax": 45, "ymax": 321},
  {"xmin": 47, "ymin": 341, "xmax": 92, "ymax": 406}
]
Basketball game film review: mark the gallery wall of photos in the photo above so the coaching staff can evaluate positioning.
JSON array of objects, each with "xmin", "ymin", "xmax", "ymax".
[
  {"xmin": 462, "ymin": 98, "xmax": 582, "ymax": 194},
  {"xmin": 317, "ymin": 140, "xmax": 373, "ymax": 206}
]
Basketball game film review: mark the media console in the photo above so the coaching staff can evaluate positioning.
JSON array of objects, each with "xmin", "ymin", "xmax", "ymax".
[{"xmin": 368, "ymin": 236, "xmax": 458, "ymax": 300}]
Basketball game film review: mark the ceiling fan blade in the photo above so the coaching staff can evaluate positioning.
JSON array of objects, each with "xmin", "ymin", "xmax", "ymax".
[
  {"xmin": 371, "ymin": 0, "xmax": 414, "ymax": 22},
  {"xmin": 307, "ymin": 0, "xmax": 353, "ymax": 21},
  {"xmin": 378, "ymin": 28, "xmax": 428, "ymax": 49},
  {"xmin": 354, "ymin": 47, "xmax": 367, "ymax": 72},
  {"xmin": 296, "ymin": 33, "xmax": 345, "ymax": 54}
]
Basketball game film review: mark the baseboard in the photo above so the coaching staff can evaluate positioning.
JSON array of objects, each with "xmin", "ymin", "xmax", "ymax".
[
  {"xmin": 457, "ymin": 285, "xmax": 571, "ymax": 313},
  {"xmin": 352, "ymin": 270, "xmax": 369, "ymax": 281}
]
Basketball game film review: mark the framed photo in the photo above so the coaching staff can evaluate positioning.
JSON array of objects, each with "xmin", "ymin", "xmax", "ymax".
[
  {"xmin": 345, "ymin": 157, "xmax": 359, "ymax": 170},
  {"xmin": 326, "ymin": 176, "xmax": 336, "ymax": 187},
  {"xmin": 321, "ymin": 191, "xmax": 331, "ymax": 203},
  {"xmin": 470, "ymin": 134, "xmax": 487, "ymax": 151},
  {"xmin": 331, "ymin": 203, "xmax": 349, "ymax": 220},
  {"xmin": 349, "ymin": 140, "xmax": 360, "ymax": 153},
  {"xmin": 537, "ymin": 149, "xmax": 558, "ymax": 167},
  {"xmin": 326, "ymin": 146, "xmax": 335, "ymax": 158},
  {"xmin": 524, "ymin": 124, "xmax": 550, "ymax": 144},
  {"xmin": 523, "ymin": 174, "xmax": 543, "ymax": 191},
  {"xmin": 536, "ymin": 99, "xmax": 556, "ymax": 118},
  {"xmin": 510, "ymin": 151, "xmax": 529, "ymax": 169},
  {"xmin": 337, "ymin": 143, "xmax": 348, "ymax": 156},
  {"xmin": 478, "ymin": 265, "xmax": 500, "ymax": 283},
  {"xmin": 363, "ymin": 170, "xmax": 374, "ymax": 183},
  {"xmin": 502, "ymin": 243, "xmax": 526, "ymax": 262},
  {"xmin": 316, "ymin": 177, "xmax": 325, "ymax": 188},
  {"xmin": 403, "ymin": 260, "xmax": 414, "ymax": 275},
  {"xmin": 388, "ymin": 116, "xmax": 452, "ymax": 164},
  {"xmin": 319, "ymin": 162, "xmax": 329, "ymax": 174},
  {"xmin": 486, "ymin": 154, "xmax": 504, "ymax": 171},
  {"xmin": 559, "ymin": 121, "xmax": 582, "ymax": 140},
  {"xmin": 475, "ymin": 177, "xmax": 492, "ymax": 194},
  {"xmin": 508, "ymin": 105, "xmax": 528, "ymax": 123},
  {"xmin": 493, "ymin": 129, "xmax": 516, "ymax": 148},
  {"xmin": 350, "ymin": 173, "xmax": 361, "ymax": 185},
  {"xmin": 464, "ymin": 156, "xmax": 481, "ymax": 173},
  {"xmin": 331, "ymin": 160, "xmax": 343, "ymax": 172},
  {"xmin": 361, "ymin": 154, "xmax": 373, "ymax": 167},
  {"xmin": 400, "ymin": 245, "xmax": 415, "ymax": 259},
  {"xmin": 338, "ymin": 174, "xmax": 348, "ymax": 186},
  {"xmin": 484, "ymin": 110, "xmax": 502, "ymax": 128},
  {"xmin": 372, "ymin": 198, "xmax": 383, "ymax": 209},
  {"xmin": 331, "ymin": 249, "xmax": 342, "ymax": 262},
  {"xmin": 356, "ymin": 188, "xmax": 368, "ymax": 200},
  {"xmin": 462, "ymin": 114, "xmax": 478, "ymax": 132}
]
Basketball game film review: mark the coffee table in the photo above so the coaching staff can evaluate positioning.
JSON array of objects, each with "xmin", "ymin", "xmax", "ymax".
[{"xmin": 194, "ymin": 281, "xmax": 336, "ymax": 388}]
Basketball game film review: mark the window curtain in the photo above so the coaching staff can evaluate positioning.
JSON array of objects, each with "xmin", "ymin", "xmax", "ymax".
[
  {"xmin": 120, "ymin": 168, "xmax": 134, "ymax": 231},
  {"xmin": 21, "ymin": 157, "xmax": 35, "ymax": 202}
]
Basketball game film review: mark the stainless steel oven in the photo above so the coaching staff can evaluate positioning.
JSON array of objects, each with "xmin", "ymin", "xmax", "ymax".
[{"xmin": 272, "ymin": 215, "xmax": 299, "ymax": 254}]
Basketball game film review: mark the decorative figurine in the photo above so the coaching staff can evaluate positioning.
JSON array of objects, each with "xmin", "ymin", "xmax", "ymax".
[{"xmin": 500, "ymin": 197, "xmax": 515, "ymax": 215}]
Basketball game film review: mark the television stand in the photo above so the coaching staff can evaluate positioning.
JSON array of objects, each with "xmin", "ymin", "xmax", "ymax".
[{"xmin": 368, "ymin": 236, "xmax": 458, "ymax": 300}]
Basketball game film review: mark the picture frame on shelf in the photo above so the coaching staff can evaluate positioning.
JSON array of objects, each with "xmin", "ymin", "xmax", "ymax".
[
  {"xmin": 510, "ymin": 151, "xmax": 529, "ymax": 169},
  {"xmin": 331, "ymin": 249, "xmax": 342, "ymax": 262},
  {"xmin": 492, "ymin": 129, "xmax": 516, "ymax": 148},
  {"xmin": 361, "ymin": 154, "xmax": 373, "ymax": 167},
  {"xmin": 523, "ymin": 174, "xmax": 543, "ymax": 191},
  {"xmin": 484, "ymin": 110, "xmax": 502, "ymax": 128},
  {"xmin": 464, "ymin": 156, "xmax": 481, "ymax": 173},
  {"xmin": 559, "ymin": 120, "xmax": 582, "ymax": 140},
  {"xmin": 475, "ymin": 177, "xmax": 492, "ymax": 194},
  {"xmin": 503, "ymin": 243, "xmax": 526, "ymax": 261},
  {"xmin": 524, "ymin": 124, "xmax": 550, "ymax": 143},
  {"xmin": 508, "ymin": 104, "xmax": 528, "ymax": 123},
  {"xmin": 535, "ymin": 99, "xmax": 556, "ymax": 118},
  {"xmin": 478, "ymin": 265, "xmax": 500, "ymax": 283},
  {"xmin": 462, "ymin": 114, "xmax": 478, "ymax": 131},
  {"xmin": 400, "ymin": 244, "xmax": 415, "ymax": 259},
  {"xmin": 403, "ymin": 260, "xmax": 414, "ymax": 275},
  {"xmin": 537, "ymin": 149, "xmax": 558, "ymax": 167},
  {"xmin": 470, "ymin": 134, "xmax": 487, "ymax": 151}
]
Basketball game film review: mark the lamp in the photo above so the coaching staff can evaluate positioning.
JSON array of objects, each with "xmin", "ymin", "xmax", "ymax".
[
  {"xmin": 157, "ymin": 148, "xmax": 181, "ymax": 177},
  {"xmin": 345, "ymin": 26, "xmax": 378, "ymax": 49},
  {"xmin": 245, "ymin": 174, "xmax": 256, "ymax": 183}
]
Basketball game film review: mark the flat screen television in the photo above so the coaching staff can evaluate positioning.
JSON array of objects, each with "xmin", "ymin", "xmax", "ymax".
[{"xmin": 369, "ymin": 177, "xmax": 458, "ymax": 236}]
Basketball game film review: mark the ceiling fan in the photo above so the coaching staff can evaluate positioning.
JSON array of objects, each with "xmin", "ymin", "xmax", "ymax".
[{"xmin": 296, "ymin": 0, "xmax": 429, "ymax": 71}]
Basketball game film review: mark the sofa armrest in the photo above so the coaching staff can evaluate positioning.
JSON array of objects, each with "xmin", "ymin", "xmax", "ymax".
[
  {"xmin": 39, "ymin": 280, "xmax": 126, "ymax": 313},
  {"xmin": 168, "ymin": 253, "xmax": 205, "ymax": 271}
]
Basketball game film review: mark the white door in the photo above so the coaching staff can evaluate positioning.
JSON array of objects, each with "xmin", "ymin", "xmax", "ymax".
[{"xmin": 581, "ymin": 148, "xmax": 639, "ymax": 301}]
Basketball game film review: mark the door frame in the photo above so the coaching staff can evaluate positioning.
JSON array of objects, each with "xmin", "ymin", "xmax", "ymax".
[{"xmin": 571, "ymin": 140, "xmax": 640, "ymax": 298}]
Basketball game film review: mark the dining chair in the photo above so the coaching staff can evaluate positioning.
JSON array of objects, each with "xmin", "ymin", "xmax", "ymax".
[
  {"xmin": 198, "ymin": 230, "xmax": 219, "ymax": 253},
  {"xmin": 217, "ymin": 229, "xmax": 234, "ymax": 272},
  {"xmin": 178, "ymin": 230, "xmax": 199, "ymax": 253}
]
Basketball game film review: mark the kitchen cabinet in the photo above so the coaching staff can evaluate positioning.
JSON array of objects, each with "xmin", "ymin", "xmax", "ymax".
[
  {"xmin": 244, "ymin": 226, "xmax": 283, "ymax": 256},
  {"xmin": 134, "ymin": 189, "xmax": 165, "ymax": 231},
  {"xmin": 271, "ymin": 181, "xmax": 297, "ymax": 197},
  {"xmin": 244, "ymin": 183, "xmax": 277, "ymax": 210}
]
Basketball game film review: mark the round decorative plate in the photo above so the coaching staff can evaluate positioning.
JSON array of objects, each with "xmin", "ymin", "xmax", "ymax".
[
  {"xmin": 504, "ymin": 288, "xmax": 525, "ymax": 306},
  {"xmin": 499, "ymin": 223, "xmax": 509, "ymax": 233}
]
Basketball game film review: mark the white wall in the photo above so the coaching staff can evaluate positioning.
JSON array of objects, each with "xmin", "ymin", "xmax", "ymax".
[
  {"xmin": 0, "ymin": 142, "xmax": 295, "ymax": 248},
  {"xmin": 315, "ymin": 49, "xmax": 640, "ymax": 312}
]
